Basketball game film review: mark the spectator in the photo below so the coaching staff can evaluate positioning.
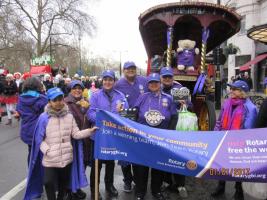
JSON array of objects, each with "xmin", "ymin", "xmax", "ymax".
[
  {"xmin": 2, "ymin": 74, "xmax": 17, "ymax": 125},
  {"xmin": 211, "ymin": 80, "xmax": 258, "ymax": 200},
  {"xmin": 16, "ymin": 77, "xmax": 48, "ymax": 165},
  {"xmin": 242, "ymin": 72, "xmax": 253, "ymax": 91}
]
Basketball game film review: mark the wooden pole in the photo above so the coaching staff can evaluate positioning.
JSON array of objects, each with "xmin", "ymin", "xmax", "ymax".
[{"xmin": 95, "ymin": 159, "xmax": 99, "ymax": 200}]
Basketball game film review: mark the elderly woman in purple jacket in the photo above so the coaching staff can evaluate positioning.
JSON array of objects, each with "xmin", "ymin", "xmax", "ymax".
[
  {"xmin": 16, "ymin": 77, "xmax": 48, "ymax": 165},
  {"xmin": 211, "ymin": 80, "xmax": 258, "ymax": 200},
  {"xmin": 87, "ymin": 70, "xmax": 128, "ymax": 200}
]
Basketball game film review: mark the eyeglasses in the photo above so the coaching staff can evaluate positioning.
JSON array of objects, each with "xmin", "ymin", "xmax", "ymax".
[{"xmin": 51, "ymin": 95, "xmax": 64, "ymax": 102}]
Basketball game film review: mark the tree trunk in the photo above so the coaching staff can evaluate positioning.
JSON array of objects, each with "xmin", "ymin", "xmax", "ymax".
[{"xmin": 37, "ymin": 0, "xmax": 43, "ymax": 56}]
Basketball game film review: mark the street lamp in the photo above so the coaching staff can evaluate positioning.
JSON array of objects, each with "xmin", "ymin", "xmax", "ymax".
[{"xmin": 113, "ymin": 50, "xmax": 128, "ymax": 76}]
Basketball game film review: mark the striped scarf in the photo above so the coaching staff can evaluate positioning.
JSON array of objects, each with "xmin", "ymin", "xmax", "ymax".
[{"xmin": 222, "ymin": 98, "xmax": 246, "ymax": 130}]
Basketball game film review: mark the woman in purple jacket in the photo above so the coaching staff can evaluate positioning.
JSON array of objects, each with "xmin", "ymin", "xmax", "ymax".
[
  {"xmin": 16, "ymin": 77, "xmax": 48, "ymax": 165},
  {"xmin": 211, "ymin": 80, "xmax": 257, "ymax": 200}
]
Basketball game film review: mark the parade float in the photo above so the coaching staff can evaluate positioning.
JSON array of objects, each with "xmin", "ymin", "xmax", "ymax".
[{"xmin": 139, "ymin": 1, "xmax": 241, "ymax": 130}]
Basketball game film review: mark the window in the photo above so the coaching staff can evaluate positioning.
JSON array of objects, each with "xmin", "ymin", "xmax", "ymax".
[
  {"xmin": 235, "ymin": 55, "xmax": 251, "ymax": 67},
  {"xmin": 239, "ymin": 15, "xmax": 246, "ymax": 35}
]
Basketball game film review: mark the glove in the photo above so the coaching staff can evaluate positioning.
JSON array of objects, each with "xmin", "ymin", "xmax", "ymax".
[{"xmin": 77, "ymin": 99, "xmax": 90, "ymax": 108}]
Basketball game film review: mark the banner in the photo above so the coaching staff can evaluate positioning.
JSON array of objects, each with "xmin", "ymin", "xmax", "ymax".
[{"xmin": 95, "ymin": 110, "xmax": 267, "ymax": 182}]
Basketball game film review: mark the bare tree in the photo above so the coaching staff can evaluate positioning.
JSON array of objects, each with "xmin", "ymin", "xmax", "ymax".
[
  {"xmin": 0, "ymin": 3, "xmax": 34, "ymax": 71},
  {"xmin": 8, "ymin": 0, "xmax": 96, "ymax": 56}
]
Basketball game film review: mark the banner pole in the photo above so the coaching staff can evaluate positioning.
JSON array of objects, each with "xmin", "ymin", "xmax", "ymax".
[{"xmin": 95, "ymin": 159, "xmax": 99, "ymax": 200}]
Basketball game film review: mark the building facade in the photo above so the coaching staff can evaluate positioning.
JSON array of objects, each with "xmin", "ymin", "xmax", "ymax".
[{"xmin": 224, "ymin": 0, "xmax": 267, "ymax": 92}]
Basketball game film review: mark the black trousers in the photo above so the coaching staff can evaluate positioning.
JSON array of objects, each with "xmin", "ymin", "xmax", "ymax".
[
  {"xmin": 121, "ymin": 164, "xmax": 134, "ymax": 185},
  {"xmin": 90, "ymin": 159, "xmax": 115, "ymax": 191},
  {"xmin": 44, "ymin": 164, "xmax": 72, "ymax": 200},
  {"xmin": 133, "ymin": 164, "xmax": 164, "ymax": 197}
]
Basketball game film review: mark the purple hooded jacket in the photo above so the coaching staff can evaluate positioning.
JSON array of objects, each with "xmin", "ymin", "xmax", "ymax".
[{"xmin": 16, "ymin": 91, "xmax": 48, "ymax": 145}]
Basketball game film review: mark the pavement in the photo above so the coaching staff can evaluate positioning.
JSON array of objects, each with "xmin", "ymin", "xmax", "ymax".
[{"xmin": 0, "ymin": 115, "xmax": 262, "ymax": 200}]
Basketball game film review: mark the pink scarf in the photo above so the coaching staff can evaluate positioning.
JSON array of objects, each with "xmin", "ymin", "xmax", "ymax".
[{"xmin": 222, "ymin": 98, "xmax": 246, "ymax": 130}]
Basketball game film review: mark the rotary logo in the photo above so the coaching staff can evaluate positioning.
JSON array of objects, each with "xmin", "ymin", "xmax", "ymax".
[
  {"xmin": 186, "ymin": 160, "xmax": 197, "ymax": 170},
  {"xmin": 144, "ymin": 110, "xmax": 165, "ymax": 126}
]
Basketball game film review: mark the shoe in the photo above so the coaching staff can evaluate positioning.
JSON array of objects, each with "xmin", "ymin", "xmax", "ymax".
[
  {"xmin": 178, "ymin": 187, "xmax": 188, "ymax": 198},
  {"xmin": 72, "ymin": 189, "xmax": 86, "ymax": 199},
  {"xmin": 123, "ymin": 182, "xmax": 132, "ymax": 193},
  {"xmin": 152, "ymin": 192, "xmax": 166, "ymax": 200},
  {"xmin": 105, "ymin": 185, "xmax": 118, "ymax": 197},
  {"xmin": 211, "ymin": 185, "xmax": 225, "ymax": 197},
  {"xmin": 5, "ymin": 119, "xmax": 11, "ymax": 125},
  {"xmin": 234, "ymin": 190, "xmax": 244, "ymax": 200},
  {"xmin": 62, "ymin": 192, "xmax": 72, "ymax": 200}
]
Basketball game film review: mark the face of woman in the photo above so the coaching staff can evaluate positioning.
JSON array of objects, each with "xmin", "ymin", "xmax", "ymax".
[
  {"xmin": 70, "ymin": 85, "xmax": 83, "ymax": 98},
  {"xmin": 6, "ymin": 77, "xmax": 12, "ymax": 82},
  {"xmin": 230, "ymin": 88, "xmax": 243, "ymax": 99},
  {"xmin": 49, "ymin": 95, "xmax": 64, "ymax": 111},
  {"xmin": 103, "ymin": 77, "xmax": 115, "ymax": 90},
  {"xmin": 148, "ymin": 81, "xmax": 161, "ymax": 93}
]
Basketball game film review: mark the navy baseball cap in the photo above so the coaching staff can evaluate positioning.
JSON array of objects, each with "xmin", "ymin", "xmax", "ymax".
[
  {"xmin": 123, "ymin": 61, "xmax": 136, "ymax": 69},
  {"xmin": 47, "ymin": 87, "xmax": 64, "ymax": 100},
  {"xmin": 160, "ymin": 67, "xmax": 173, "ymax": 77},
  {"xmin": 147, "ymin": 73, "xmax": 160, "ymax": 83},
  {"xmin": 69, "ymin": 80, "xmax": 84, "ymax": 89},
  {"xmin": 227, "ymin": 80, "xmax": 249, "ymax": 92},
  {"xmin": 102, "ymin": 70, "xmax": 115, "ymax": 79}
]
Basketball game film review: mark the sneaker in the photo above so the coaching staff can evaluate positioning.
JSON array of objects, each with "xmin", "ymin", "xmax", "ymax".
[
  {"xmin": 178, "ymin": 187, "xmax": 188, "ymax": 198},
  {"xmin": 123, "ymin": 183, "xmax": 132, "ymax": 193},
  {"xmin": 72, "ymin": 189, "xmax": 86, "ymax": 199}
]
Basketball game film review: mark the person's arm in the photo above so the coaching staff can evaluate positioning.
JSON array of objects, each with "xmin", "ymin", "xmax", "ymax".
[
  {"xmin": 40, "ymin": 141, "xmax": 50, "ymax": 155},
  {"xmin": 71, "ymin": 116, "xmax": 98, "ymax": 139},
  {"xmin": 256, "ymin": 99, "xmax": 267, "ymax": 128}
]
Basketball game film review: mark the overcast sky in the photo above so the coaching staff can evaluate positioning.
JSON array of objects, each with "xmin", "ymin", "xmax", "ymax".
[{"xmin": 84, "ymin": 0, "xmax": 217, "ymax": 69}]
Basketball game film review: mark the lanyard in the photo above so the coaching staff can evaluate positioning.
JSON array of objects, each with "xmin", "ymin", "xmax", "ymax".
[{"xmin": 148, "ymin": 92, "xmax": 161, "ymax": 111}]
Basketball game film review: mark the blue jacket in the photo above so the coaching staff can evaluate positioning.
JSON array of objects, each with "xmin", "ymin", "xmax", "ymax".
[
  {"xmin": 87, "ymin": 88, "xmax": 128, "ymax": 124},
  {"xmin": 16, "ymin": 91, "xmax": 48, "ymax": 145},
  {"xmin": 24, "ymin": 113, "xmax": 88, "ymax": 200}
]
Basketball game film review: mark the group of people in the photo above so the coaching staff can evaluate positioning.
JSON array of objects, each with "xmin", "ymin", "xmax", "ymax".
[
  {"xmin": 6, "ymin": 61, "xmax": 267, "ymax": 200},
  {"xmin": 0, "ymin": 72, "xmax": 101, "ymax": 125}
]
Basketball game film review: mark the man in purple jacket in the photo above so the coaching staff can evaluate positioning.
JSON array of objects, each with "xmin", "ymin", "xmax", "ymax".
[
  {"xmin": 16, "ymin": 77, "xmax": 48, "ymax": 165},
  {"xmin": 114, "ymin": 61, "xmax": 148, "ymax": 193}
]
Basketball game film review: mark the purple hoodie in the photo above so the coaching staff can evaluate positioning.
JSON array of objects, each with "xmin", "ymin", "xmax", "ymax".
[{"xmin": 16, "ymin": 91, "xmax": 48, "ymax": 145}]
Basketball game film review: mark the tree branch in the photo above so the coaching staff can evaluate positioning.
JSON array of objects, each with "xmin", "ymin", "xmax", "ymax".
[{"xmin": 13, "ymin": 0, "xmax": 38, "ymax": 32}]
